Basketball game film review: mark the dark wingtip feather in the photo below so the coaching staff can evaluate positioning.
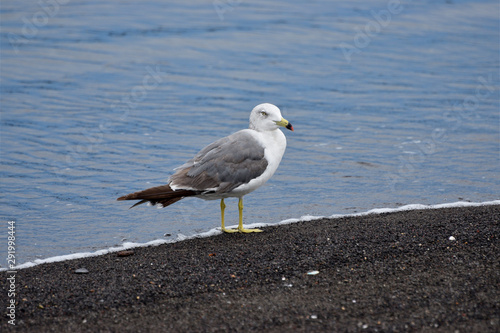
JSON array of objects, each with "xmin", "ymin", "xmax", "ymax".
[
  {"xmin": 117, "ymin": 184, "xmax": 197, "ymax": 209},
  {"xmin": 129, "ymin": 200, "xmax": 148, "ymax": 209},
  {"xmin": 117, "ymin": 193, "xmax": 138, "ymax": 201}
]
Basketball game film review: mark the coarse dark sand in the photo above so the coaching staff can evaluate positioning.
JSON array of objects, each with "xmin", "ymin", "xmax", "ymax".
[{"xmin": 1, "ymin": 205, "xmax": 499, "ymax": 332}]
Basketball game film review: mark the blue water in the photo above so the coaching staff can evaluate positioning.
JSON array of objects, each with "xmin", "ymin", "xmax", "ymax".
[{"xmin": 1, "ymin": 0, "xmax": 498, "ymax": 267}]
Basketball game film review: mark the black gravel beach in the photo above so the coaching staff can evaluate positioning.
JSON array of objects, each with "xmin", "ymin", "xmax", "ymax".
[{"xmin": 2, "ymin": 204, "xmax": 499, "ymax": 332}]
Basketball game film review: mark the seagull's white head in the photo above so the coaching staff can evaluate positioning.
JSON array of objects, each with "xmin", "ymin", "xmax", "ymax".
[{"xmin": 249, "ymin": 103, "xmax": 294, "ymax": 132}]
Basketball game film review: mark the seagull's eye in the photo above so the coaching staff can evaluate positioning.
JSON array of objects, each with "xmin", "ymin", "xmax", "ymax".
[{"xmin": 260, "ymin": 111, "xmax": 268, "ymax": 117}]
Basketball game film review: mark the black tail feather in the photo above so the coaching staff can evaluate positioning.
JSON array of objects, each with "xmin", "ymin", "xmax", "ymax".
[{"xmin": 117, "ymin": 184, "xmax": 196, "ymax": 209}]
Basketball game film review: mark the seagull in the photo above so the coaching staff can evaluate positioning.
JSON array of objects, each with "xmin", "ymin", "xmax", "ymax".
[{"xmin": 117, "ymin": 103, "xmax": 293, "ymax": 233}]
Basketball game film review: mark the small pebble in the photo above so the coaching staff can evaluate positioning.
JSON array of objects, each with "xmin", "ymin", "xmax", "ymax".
[
  {"xmin": 74, "ymin": 268, "xmax": 89, "ymax": 274},
  {"xmin": 449, "ymin": 236, "xmax": 456, "ymax": 241},
  {"xmin": 117, "ymin": 250, "xmax": 135, "ymax": 257}
]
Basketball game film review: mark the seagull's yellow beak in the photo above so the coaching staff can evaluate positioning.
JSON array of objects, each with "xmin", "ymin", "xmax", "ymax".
[{"xmin": 275, "ymin": 117, "xmax": 294, "ymax": 131}]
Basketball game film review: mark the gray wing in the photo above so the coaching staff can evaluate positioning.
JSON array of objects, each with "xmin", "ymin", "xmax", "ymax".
[{"xmin": 170, "ymin": 131, "xmax": 268, "ymax": 193}]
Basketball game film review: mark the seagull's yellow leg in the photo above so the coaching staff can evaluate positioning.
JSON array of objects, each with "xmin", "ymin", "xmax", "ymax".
[
  {"xmin": 237, "ymin": 197, "xmax": 263, "ymax": 233},
  {"xmin": 220, "ymin": 199, "xmax": 237, "ymax": 233}
]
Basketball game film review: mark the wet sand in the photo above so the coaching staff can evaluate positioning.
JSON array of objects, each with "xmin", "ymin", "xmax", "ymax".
[{"xmin": 2, "ymin": 204, "xmax": 499, "ymax": 332}]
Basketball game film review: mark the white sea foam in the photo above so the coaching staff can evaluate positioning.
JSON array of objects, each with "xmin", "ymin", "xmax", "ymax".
[
  {"xmin": 2, "ymin": 200, "xmax": 498, "ymax": 271},
  {"xmin": 1, "ymin": 229, "xmax": 221, "ymax": 271}
]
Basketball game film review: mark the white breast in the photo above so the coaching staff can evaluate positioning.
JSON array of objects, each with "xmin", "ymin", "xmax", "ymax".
[{"xmin": 230, "ymin": 128, "xmax": 287, "ymax": 196}]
